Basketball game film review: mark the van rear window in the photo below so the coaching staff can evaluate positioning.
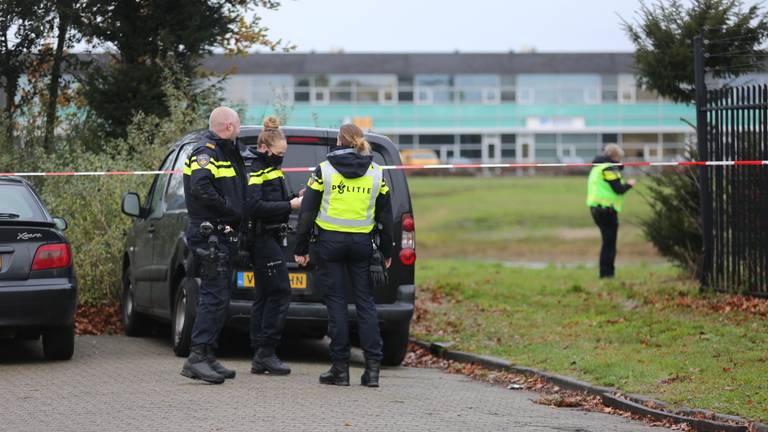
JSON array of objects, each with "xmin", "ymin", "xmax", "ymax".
[{"xmin": 242, "ymin": 138, "xmax": 391, "ymax": 194}]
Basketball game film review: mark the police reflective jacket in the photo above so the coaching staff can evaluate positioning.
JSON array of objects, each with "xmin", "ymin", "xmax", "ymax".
[
  {"xmin": 295, "ymin": 147, "xmax": 393, "ymax": 258},
  {"xmin": 183, "ymin": 130, "xmax": 247, "ymax": 227},
  {"xmin": 243, "ymin": 149, "xmax": 292, "ymax": 225},
  {"xmin": 586, "ymin": 155, "xmax": 633, "ymax": 212}
]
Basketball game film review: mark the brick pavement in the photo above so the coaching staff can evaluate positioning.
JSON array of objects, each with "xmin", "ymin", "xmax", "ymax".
[{"xmin": 0, "ymin": 335, "xmax": 672, "ymax": 432}]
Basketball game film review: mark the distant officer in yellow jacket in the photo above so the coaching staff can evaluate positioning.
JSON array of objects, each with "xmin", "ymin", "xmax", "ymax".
[{"xmin": 586, "ymin": 144, "xmax": 636, "ymax": 279}]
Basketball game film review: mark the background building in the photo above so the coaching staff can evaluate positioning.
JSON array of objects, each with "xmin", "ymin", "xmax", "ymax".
[{"xmin": 205, "ymin": 52, "xmax": 696, "ymax": 163}]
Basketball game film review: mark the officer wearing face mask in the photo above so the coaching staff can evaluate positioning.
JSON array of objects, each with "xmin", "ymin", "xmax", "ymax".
[{"xmin": 242, "ymin": 116, "xmax": 302, "ymax": 375}]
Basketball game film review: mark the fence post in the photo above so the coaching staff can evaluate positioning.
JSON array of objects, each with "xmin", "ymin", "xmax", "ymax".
[{"xmin": 694, "ymin": 35, "xmax": 713, "ymax": 290}]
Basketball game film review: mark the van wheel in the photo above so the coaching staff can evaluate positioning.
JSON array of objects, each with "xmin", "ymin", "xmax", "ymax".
[
  {"xmin": 172, "ymin": 278, "xmax": 198, "ymax": 357},
  {"xmin": 43, "ymin": 324, "xmax": 74, "ymax": 360},
  {"xmin": 122, "ymin": 266, "xmax": 151, "ymax": 336},
  {"xmin": 381, "ymin": 325, "xmax": 410, "ymax": 366}
]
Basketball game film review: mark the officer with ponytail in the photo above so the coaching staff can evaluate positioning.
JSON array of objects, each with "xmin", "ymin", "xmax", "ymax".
[
  {"xmin": 244, "ymin": 116, "xmax": 302, "ymax": 375},
  {"xmin": 294, "ymin": 123, "xmax": 394, "ymax": 388}
]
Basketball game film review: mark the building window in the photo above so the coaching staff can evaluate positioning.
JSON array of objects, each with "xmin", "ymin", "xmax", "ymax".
[
  {"xmin": 517, "ymin": 74, "xmax": 601, "ymax": 104},
  {"xmin": 415, "ymin": 74, "xmax": 452, "ymax": 103},
  {"xmin": 398, "ymin": 76, "xmax": 414, "ymax": 102},
  {"xmin": 398, "ymin": 134, "xmax": 415, "ymax": 146},
  {"xmin": 419, "ymin": 134, "xmax": 456, "ymax": 145},
  {"xmin": 222, "ymin": 74, "xmax": 294, "ymax": 106},
  {"xmin": 455, "ymin": 74, "xmax": 500, "ymax": 103},
  {"xmin": 601, "ymin": 74, "xmax": 618, "ymax": 102},
  {"xmin": 535, "ymin": 134, "xmax": 558, "ymax": 160},
  {"xmin": 459, "ymin": 134, "xmax": 481, "ymax": 144},
  {"xmin": 294, "ymin": 77, "xmax": 311, "ymax": 102},
  {"xmin": 562, "ymin": 133, "xmax": 599, "ymax": 159},
  {"xmin": 501, "ymin": 75, "xmax": 516, "ymax": 102},
  {"xmin": 618, "ymin": 74, "xmax": 636, "ymax": 103},
  {"xmin": 460, "ymin": 148, "xmax": 482, "ymax": 159},
  {"xmin": 601, "ymin": 133, "xmax": 619, "ymax": 145},
  {"xmin": 501, "ymin": 134, "xmax": 516, "ymax": 158}
]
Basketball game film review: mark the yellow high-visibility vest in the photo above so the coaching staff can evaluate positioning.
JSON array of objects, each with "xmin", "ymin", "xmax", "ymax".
[{"xmin": 313, "ymin": 159, "xmax": 384, "ymax": 233}]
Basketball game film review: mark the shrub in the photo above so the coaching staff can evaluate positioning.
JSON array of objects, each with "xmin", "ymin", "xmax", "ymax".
[
  {"xmin": 0, "ymin": 67, "xmax": 221, "ymax": 304},
  {"xmin": 639, "ymin": 157, "xmax": 703, "ymax": 279}
]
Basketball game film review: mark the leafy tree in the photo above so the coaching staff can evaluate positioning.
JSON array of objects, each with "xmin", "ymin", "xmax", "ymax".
[
  {"xmin": 623, "ymin": 0, "xmax": 768, "ymax": 278},
  {"xmin": 75, "ymin": 0, "xmax": 289, "ymax": 138},
  {"xmin": 623, "ymin": 0, "xmax": 768, "ymax": 104},
  {"xmin": 0, "ymin": 0, "xmax": 53, "ymax": 146},
  {"xmin": 42, "ymin": 0, "xmax": 80, "ymax": 150}
]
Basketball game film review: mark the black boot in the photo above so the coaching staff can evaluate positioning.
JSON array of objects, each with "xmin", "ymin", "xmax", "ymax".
[
  {"xmin": 319, "ymin": 362, "xmax": 350, "ymax": 386},
  {"xmin": 251, "ymin": 347, "xmax": 291, "ymax": 375},
  {"xmin": 180, "ymin": 345, "xmax": 225, "ymax": 384},
  {"xmin": 361, "ymin": 359, "xmax": 381, "ymax": 388},
  {"xmin": 206, "ymin": 345, "xmax": 236, "ymax": 379}
]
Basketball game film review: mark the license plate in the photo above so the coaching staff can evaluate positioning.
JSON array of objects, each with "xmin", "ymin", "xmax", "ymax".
[
  {"xmin": 289, "ymin": 273, "xmax": 307, "ymax": 289},
  {"xmin": 237, "ymin": 271, "xmax": 307, "ymax": 289}
]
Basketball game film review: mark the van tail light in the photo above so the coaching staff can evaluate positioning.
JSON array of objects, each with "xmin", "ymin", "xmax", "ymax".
[
  {"xmin": 31, "ymin": 243, "xmax": 72, "ymax": 271},
  {"xmin": 400, "ymin": 213, "xmax": 416, "ymax": 266}
]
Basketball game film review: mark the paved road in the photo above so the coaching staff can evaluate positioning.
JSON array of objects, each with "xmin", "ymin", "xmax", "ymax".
[{"xmin": 0, "ymin": 334, "xmax": 671, "ymax": 432}]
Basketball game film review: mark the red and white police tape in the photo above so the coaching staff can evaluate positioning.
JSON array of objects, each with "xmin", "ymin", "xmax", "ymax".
[{"xmin": 0, "ymin": 160, "xmax": 766, "ymax": 177}]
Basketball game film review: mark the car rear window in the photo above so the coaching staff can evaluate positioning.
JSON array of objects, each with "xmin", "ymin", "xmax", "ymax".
[{"xmin": 0, "ymin": 184, "xmax": 46, "ymax": 221}]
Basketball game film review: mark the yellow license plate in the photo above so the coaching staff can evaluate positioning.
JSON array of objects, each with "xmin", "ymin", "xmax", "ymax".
[
  {"xmin": 289, "ymin": 273, "xmax": 307, "ymax": 289},
  {"xmin": 237, "ymin": 271, "xmax": 307, "ymax": 289}
]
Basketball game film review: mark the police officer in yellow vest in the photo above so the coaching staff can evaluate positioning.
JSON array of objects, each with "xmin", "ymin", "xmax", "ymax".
[
  {"xmin": 294, "ymin": 123, "xmax": 394, "ymax": 388},
  {"xmin": 586, "ymin": 144, "xmax": 636, "ymax": 278}
]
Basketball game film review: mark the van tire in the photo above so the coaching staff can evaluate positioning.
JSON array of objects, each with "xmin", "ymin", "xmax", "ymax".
[
  {"xmin": 172, "ymin": 278, "xmax": 198, "ymax": 357},
  {"xmin": 122, "ymin": 267, "xmax": 152, "ymax": 336}
]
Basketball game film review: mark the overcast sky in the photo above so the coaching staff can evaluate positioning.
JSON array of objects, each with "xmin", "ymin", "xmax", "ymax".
[{"xmin": 256, "ymin": 0, "xmax": 650, "ymax": 53}]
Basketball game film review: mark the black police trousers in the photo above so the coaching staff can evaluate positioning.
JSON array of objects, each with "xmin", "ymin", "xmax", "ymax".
[
  {"xmin": 187, "ymin": 224, "xmax": 235, "ymax": 348},
  {"xmin": 249, "ymin": 233, "xmax": 291, "ymax": 350},
  {"xmin": 312, "ymin": 230, "xmax": 383, "ymax": 363},
  {"xmin": 590, "ymin": 206, "xmax": 619, "ymax": 278}
]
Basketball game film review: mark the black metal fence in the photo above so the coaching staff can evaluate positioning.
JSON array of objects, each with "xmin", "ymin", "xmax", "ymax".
[{"xmin": 695, "ymin": 38, "xmax": 768, "ymax": 296}]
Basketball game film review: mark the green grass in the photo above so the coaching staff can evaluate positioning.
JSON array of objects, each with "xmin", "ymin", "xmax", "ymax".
[
  {"xmin": 413, "ymin": 259, "xmax": 768, "ymax": 422},
  {"xmin": 406, "ymin": 176, "xmax": 767, "ymax": 422},
  {"xmin": 409, "ymin": 176, "xmax": 658, "ymax": 262}
]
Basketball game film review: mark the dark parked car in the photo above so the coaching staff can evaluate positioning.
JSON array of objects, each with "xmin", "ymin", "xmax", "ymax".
[
  {"xmin": 0, "ymin": 176, "xmax": 76, "ymax": 360},
  {"xmin": 120, "ymin": 127, "xmax": 416, "ymax": 365}
]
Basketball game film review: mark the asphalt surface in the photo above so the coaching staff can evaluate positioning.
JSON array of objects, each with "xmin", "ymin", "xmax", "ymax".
[{"xmin": 0, "ymin": 333, "xmax": 673, "ymax": 432}]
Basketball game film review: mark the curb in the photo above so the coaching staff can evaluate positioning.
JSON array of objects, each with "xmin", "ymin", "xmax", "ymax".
[{"xmin": 410, "ymin": 339, "xmax": 766, "ymax": 432}]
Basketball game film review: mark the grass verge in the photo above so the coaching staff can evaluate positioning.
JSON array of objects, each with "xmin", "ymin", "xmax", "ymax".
[
  {"xmin": 409, "ymin": 176, "xmax": 658, "ymax": 262},
  {"xmin": 413, "ymin": 258, "xmax": 768, "ymax": 422}
]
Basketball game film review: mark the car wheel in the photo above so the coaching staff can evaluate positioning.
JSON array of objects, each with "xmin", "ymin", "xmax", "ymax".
[
  {"xmin": 381, "ymin": 325, "xmax": 410, "ymax": 366},
  {"xmin": 172, "ymin": 277, "xmax": 198, "ymax": 357},
  {"xmin": 42, "ymin": 324, "xmax": 74, "ymax": 360},
  {"xmin": 122, "ymin": 266, "xmax": 151, "ymax": 336}
]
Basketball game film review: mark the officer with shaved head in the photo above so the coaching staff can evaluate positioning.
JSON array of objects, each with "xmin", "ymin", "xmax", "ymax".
[{"xmin": 181, "ymin": 106, "xmax": 247, "ymax": 384}]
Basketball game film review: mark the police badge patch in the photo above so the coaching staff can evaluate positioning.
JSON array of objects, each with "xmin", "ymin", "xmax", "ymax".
[{"xmin": 197, "ymin": 154, "xmax": 210, "ymax": 168}]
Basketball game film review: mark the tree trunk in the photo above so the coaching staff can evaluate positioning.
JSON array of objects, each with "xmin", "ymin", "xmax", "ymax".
[
  {"xmin": 43, "ymin": 0, "xmax": 73, "ymax": 151},
  {"xmin": 4, "ymin": 75, "xmax": 17, "ymax": 148}
]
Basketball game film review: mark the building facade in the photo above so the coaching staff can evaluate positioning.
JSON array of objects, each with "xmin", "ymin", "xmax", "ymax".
[{"xmin": 202, "ymin": 53, "xmax": 697, "ymax": 163}]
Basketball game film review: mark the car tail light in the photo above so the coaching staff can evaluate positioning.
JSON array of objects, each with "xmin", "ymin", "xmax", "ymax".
[
  {"xmin": 31, "ymin": 243, "xmax": 72, "ymax": 271},
  {"xmin": 400, "ymin": 213, "xmax": 416, "ymax": 266}
]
